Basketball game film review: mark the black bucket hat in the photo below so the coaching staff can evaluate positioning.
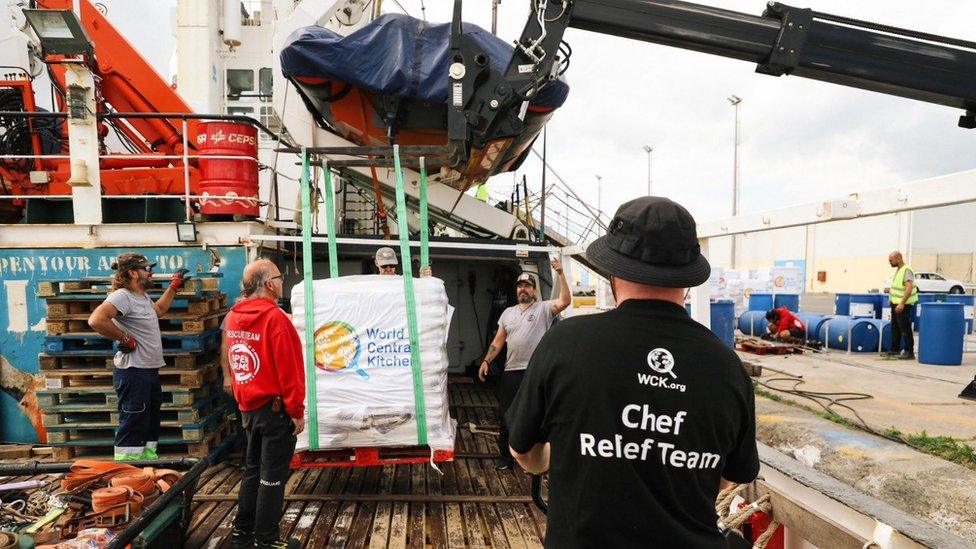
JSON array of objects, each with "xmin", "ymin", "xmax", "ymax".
[{"xmin": 585, "ymin": 197, "xmax": 710, "ymax": 288}]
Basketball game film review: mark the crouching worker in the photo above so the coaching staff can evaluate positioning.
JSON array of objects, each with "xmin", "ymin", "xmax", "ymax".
[
  {"xmin": 225, "ymin": 259, "xmax": 305, "ymax": 549},
  {"xmin": 88, "ymin": 253, "xmax": 190, "ymax": 461},
  {"xmin": 765, "ymin": 307, "xmax": 806, "ymax": 340}
]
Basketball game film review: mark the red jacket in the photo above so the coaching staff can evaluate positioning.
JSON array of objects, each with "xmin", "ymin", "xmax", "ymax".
[
  {"xmin": 224, "ymin": 297, "xmax": 306, "ymax": 419},
  {"xmin": 775, "ymin": 307, "xmax": 805, "ymax": 333}
]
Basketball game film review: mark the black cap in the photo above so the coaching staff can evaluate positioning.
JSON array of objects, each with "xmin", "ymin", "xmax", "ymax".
[
  {"xmin": 515, "ymin": 273, "xmax": 536, "ymax": 288},
  {"xmin": 585, "ymin": 196, "xmax": 710, "ymax": 288},
  {"xmin": 111, "ymin": 253, "xmax": 156, "ymax": 272}
]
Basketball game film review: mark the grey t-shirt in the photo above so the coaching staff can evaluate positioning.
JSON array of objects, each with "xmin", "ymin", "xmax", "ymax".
[
  {"xmin": 497, "ymin": 300, "xmax": 556, "ymax": 372},
  {"xmin": 106, "ymin": 288, "xmax": 165, "ymax": 369}
]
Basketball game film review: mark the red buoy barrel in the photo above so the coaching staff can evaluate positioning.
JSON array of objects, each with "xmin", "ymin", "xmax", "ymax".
[{"xmin": 195, "ymin": 121, "xmax": 259, "ymax": 216}]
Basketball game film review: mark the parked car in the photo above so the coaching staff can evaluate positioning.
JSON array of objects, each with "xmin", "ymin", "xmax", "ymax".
[{"xmin": 883, "ymin": 271, "xmax": 967, "ymax": 294}]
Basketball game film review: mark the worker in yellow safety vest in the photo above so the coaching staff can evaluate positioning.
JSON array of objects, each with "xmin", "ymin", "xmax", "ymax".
[
  {"xmin": 475, "ymin": 183, "xmax": 489, "ymax": 202},
  {"xmin": 887, "ymin": 251, "xmax": 918, "ymax": 360}
]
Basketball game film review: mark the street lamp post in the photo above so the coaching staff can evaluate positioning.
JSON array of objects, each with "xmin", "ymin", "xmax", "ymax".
[
  {"xmin": 642, "ymin": 145, "xmax": 653, "ymax": 196},
  {"xmin": 595, "ymin": 174, "xmax": 603, "ymax": 218},
  {"xmin": 727, "ymin": 94, "xmax": 742, "ymax": 268}
]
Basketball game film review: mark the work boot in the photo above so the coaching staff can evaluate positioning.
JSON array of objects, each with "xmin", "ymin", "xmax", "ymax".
[
  {"xmin": 493, "ymin": 457, "xmax": 513, "ymax": 470},
  {"xmin": 254, "ymin": 538, "xmax": 300, "ymax": 549},
  {"xmin": 229, "ymin": 528, "xmax": 254, "ymax": 549},
  {"xmin": 897, "ymin": 352, "xmax": 916, "ymax": 360},
  {"xmin": 882, "ymin": 351, "xmax": 897, "ymax": 358}
]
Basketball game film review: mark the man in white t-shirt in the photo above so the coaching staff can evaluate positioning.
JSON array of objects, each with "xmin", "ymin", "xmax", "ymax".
[
  {"xmin": 478, "ymin": 261, "xmax": 570, "ymax": 469},
  {"xmin": 88, "ymin": 253, "xmax": 190, "ymax": 460}
]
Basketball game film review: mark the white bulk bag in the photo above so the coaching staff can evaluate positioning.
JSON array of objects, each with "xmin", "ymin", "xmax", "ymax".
[{"xmin": 291, "ymin": 275, "xmax": 456, "ymax": 451}]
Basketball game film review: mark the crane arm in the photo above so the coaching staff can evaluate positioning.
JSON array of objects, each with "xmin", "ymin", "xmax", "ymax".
[{"xmin": 448, "ymin": 0, "xmax": 976, "ymax": 165}]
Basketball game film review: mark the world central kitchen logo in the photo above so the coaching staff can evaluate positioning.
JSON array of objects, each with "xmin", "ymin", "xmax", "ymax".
[
  {"xmin": 314, "ymin": 322, "xmax": 412, "ymax": 379},
  {"xmin": 637, "ymin": 348, "xmax": 687, "ymax": 393}
]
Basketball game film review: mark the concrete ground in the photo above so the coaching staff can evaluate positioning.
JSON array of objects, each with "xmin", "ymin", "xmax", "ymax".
[
  {"xmin": 754, "ymin": 397, "xmax": 976, "ymax": 544},
  {"xmin": 742, "ymin": 347, "xmax": 976, "ymax": 440}
]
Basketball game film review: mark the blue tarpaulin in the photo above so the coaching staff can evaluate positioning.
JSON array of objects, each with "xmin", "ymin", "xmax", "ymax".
[{"xmin": 280, "ymin": 13, "xmax": 569, "ymax": 109}]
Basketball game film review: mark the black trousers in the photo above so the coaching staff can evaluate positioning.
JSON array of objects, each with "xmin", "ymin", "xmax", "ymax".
[
  {"xmin": 496, "ymin": 369, "xmax": 526, "ymax": 460},
  {"xmin": 113, "ymin": 368, "xmax": 161, "ymax": 456},
  {"xmin": 234, "ymin": 399, "xmax": 298, "ymax": 542},
  {"xmin": 890, "ymin": 304, "xmax": 915, "ymax": 354}
]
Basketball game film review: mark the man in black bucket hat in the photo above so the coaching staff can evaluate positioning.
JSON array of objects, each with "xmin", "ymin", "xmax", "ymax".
[{"xmin": 506, "ymin": 197, "xmax": 759, "ymax": 548}]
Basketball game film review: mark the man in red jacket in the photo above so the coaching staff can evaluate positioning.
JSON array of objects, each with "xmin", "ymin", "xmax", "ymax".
[
  {"xmin": 766, "ymin": 307, "xmax": 806, "ymax": 340},
  {"xmin": 225, "ymin": 259, "xmax": 305, "ymax": 549}
]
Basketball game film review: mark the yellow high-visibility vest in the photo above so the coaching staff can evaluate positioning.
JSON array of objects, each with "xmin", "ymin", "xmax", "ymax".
[{"xmin": 890, "ymin": 265, "xmax": 918, "ymax": 305}]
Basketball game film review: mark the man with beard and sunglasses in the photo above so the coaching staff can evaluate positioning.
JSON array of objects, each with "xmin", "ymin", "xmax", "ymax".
[
  {"xmin": 88, "ymin": 253, "xmax": 191, "ymax": 460},
  {"xmin": 478, "ymin": 261, "xmax": 571, "ymax": 470}
]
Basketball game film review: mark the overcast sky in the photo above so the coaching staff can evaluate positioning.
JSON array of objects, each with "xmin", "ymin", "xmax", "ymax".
[{"xmin": 105, "ymin": 0, "xmax": 976, "ymax": 225}]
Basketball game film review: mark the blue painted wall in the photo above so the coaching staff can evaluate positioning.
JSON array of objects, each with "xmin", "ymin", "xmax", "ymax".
[{"xmin": 0, "ymin": 246, "xmax": 247, "ymax": 443}]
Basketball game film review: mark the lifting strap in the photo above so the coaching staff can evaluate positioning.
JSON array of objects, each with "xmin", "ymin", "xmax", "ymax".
[
  {"xmin": 393, "ymin": 145, "xmax": 429, "ymax": 446},
  {"xmin": 322, "ymin": 161, "xmax": 339, "ymax": 278},
  {"xmin": 300, "ymin": 148, "xmax": 319, "ymax": 450}
]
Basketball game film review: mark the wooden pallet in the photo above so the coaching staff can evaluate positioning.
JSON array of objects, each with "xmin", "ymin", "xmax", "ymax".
[
  {"xmin": 46, "ymin": 311, "xmax": 225, "ymax": 336},
  {"xmin": 44, "ymin": 330, "xmax": 221, "ymax": 354},
  {"xmin": 37, "ymin": 276, "xmax": 222, "ymax": 299},
  {"xmin": 737, "ymin": 340, "xmax": 802, "ymax": 355},
  {"xmin": 45, "ymin": 408, "xmax": 225, "ymax": 444},
  {"xmin": 40, "ymin": 361, "xmax": 219, "ymax": 390},
  {"xmin": 45, "ymin": 294, "xmax": 228, "ymax": 318},
  {"xmin": 39, "ymin": 350, "xmax": 219, "ymax": 371},
  {"xmin": 51, "ymin": 418, "xmax": 239, "ymax": 461},
  {"xmin": 40, "ymin": 392, "xmax": 226, "ymax": 428},
  {"xmin": 37, "ymin": 382, "xmax": 217, "ymax": 408}
]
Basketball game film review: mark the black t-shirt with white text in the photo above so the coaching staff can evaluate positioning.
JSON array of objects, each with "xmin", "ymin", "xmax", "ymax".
[{"xmin": 507, "ymin": 299, "xmax": 760, "ymax": 548}]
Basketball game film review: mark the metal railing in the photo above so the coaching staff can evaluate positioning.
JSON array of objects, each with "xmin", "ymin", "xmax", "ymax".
[
  {"xmin": 1, "ymin": 109, "xmax": 606, "ymax": 245},
  {"xmin": 0, "ymin": 111, "xmax": 296, "ymax": 222}
]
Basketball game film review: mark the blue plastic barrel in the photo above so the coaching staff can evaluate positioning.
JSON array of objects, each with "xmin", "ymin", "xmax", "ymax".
[
  {"xmin": 818, "ymin": 317, "xmax": 886, "ymax": 352},
  {"xmin": 773, "ymin": 294, "xmax": 800, "ymax": 312},
  {"xmin": 796, "ymin": 313, "xmax": 826, "ymax": 340},
  {"xmin": 918, "ymin": 302, "xmax": 965, "ymax": 366},
  {"xmin": 874, "ymin": 294, "xmax": 889, "ymax": 319},
  {"xmin": 737, "ymin": 310, "xmax": 769, "ymax": 336},
  {"xmin": 914, "ymin": 293, "xmax": 948, "ymax": 332},
  {"xmin": 945, "ymin": 295, "xmax": 974, "ymax": 335},
  {"xmin": 710, "ymin": 300, "xmax": 736, "ymax": 349},
  {"xmin": 834, "ymin": 293, "xmax": 851, "ymax": 316},
  {"xmin": 849, "ymin": 294, "xmax": 879, "ymax": 318},
  {"xmin": 748, "ymin": 293, "xmax": 774, "ymax": 312},
  {"xmin": 862, "ymin": 319, "xmax": 893, "ymax": 352}
]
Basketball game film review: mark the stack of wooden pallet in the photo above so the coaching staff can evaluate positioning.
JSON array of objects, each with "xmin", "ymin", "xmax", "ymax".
[{"xmin": 35, "ymin": 274, "xmax": 237, "ymax": 460}]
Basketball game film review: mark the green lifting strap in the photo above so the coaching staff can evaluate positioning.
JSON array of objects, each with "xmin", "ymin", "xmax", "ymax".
[
  {"xmin": 300, "ymin": 148, "xmax": 319, "ymax": 450},
  {"xmin": 419, "ymin": 157, "xmax": 430, "ymax": 269},
  {"xmin": 393, "ymin": 145, "xmax": 429, "ymax": 446},
  {"xmin": 322, "ymin": 161, "xmax": 339, "ymax": 278}
]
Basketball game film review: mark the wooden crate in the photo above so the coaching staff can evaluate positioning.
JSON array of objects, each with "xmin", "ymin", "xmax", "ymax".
[
  {"xmin": 41, "ymin": 392, "xmax": 226, "ymax": 428},
  {"xmin": 37, "ymin": 276, "xmax": 221, "ymax": 299},
  {"xmin": 46, "ymin": 311, "xmax": 224, "ymax": 336},
  {"xmin": 39, "ymin": 351, "xmax": 218, "ymax": 371},
  {"xmin": 45, "ymin": 294, "xmax": 227, "ymax": 318},
  {"xmin": 40, "ymin": 361, "xmax": 219, "ymax": 390},
  {"xmin": 44, "ymin": 330, "xmax": 220, "ymax": 354},
  {"xmin": 37, "ymin": 382, "xmax": 217, "ymax": 408},
  {"xmin": 50, "ymin": 418, "xmax": 239, "ymax": 461},
  {"xmin": 45, "ymin": 409, "xmax": 225, "ymax": 444}
]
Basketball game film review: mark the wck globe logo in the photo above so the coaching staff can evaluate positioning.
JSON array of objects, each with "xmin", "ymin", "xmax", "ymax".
[
  {"xmin": 314, "ymin": 322, "xmax": 368, "ymax": 379},
  {"xmin": 647, "ymin": 348, "xmax": 678, "ymax": 379}
]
